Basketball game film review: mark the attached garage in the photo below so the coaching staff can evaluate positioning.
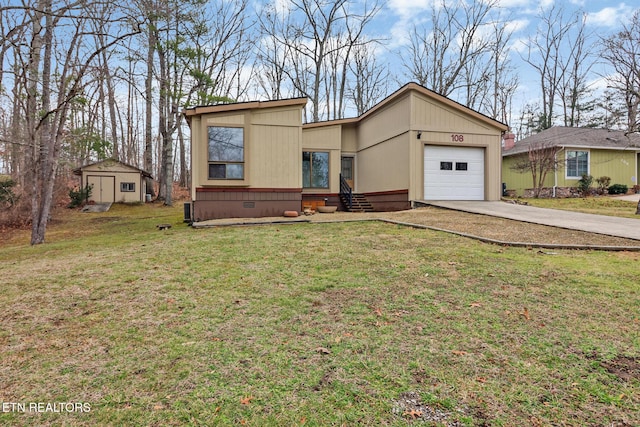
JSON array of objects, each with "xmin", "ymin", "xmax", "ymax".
[
  {"xmin": 74, "ymin": 159, "xmax": 152, "ymax": 204},
  {"xmin": 424, "ymin": 146, "xmax": 485, "ymax": 200}
]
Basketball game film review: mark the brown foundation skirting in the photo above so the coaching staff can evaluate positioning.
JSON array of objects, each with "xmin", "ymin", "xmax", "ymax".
[
  {"xmin": 194, "ymin": 187, "xmax": 302, "ymax": 220},
  {"xmin": 364, "ymin": 189, "xmax": 410, "ymax": 211}
]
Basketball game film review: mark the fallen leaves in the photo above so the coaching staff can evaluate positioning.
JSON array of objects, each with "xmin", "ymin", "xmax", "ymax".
[
  {"xmin": 240, "ymin": 395, "xmax": 254, "ymax": 405},
  {"xmin": 403, "ymin": 409, "xmax": 423, "ymax": 419},
  {"xmin": 315, "ymin": 346, "xmax": 331, "ymax": 355}
]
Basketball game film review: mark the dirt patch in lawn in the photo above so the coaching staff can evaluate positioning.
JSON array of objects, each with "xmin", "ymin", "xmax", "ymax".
[{"xmin": 601, "ymin": 356, "xmax": 640, "ymax": 382}]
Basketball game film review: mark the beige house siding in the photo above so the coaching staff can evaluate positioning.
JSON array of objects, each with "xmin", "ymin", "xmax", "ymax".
[
  {"xmin": 185, "ymin": 99, "xmax": 307, "ymax": 220},
  {"xmin": 357, "ymin": 134, "xmax": 410, "ymax": 194},
  {"xmin": 411, "ymin": 93, "xmax": 494, "ymax": 134},
  {"xmin": 357, "ymin": 94, "xmax": 411, "ymax": 152},
  {"xmin": 302, "ymin": 125, "xmax": 342, "ymax": 194},
  {"xmin": 185, "ymin": 83, "xmax": 508, "ymax": 221},
  {"xmin": 191, "ymin": 105, "xmax": 304, "ymax": 192},
  {"xmin": 249, "ymin": 124, "xmax": 301, "ymax": 188},
  {"xmin": 340, "ymin": 125, "xmax": 358, "ymax": 153}
]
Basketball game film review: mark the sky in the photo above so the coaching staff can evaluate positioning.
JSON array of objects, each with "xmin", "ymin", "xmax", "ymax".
[{"xmin": 344, "ymin": 0, "xmax": 637, "ymax": 124}]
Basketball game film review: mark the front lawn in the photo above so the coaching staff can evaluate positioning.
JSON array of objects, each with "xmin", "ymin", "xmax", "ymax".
[
  {"xmin": 522, "ymin": 196, "xmax": 639, "ymax": 219},
  {"xmin": 0, "ymin": 204, "xmax": 638, "ymax": 426}
]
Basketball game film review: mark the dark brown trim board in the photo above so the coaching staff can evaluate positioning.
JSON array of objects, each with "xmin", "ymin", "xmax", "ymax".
[
  {"xmin": 194, "ymin": 187, "xmax": 302, "ymax": 220},
  {"xmin": 364, "ymin": 189, "xmax": 410, "ymax": 211}
]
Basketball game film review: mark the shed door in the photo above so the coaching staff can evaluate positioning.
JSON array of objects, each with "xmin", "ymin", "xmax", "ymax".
[
  {"xmin": 424, "ymin": 146, "xmax": 485, "ymax": 200},
  {"xmin": 87, "ymin": 175, "xmax": 115, "ymax": 203}
]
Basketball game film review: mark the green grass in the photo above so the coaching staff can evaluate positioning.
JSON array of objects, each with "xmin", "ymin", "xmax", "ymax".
[
  {"xmin": 0, "ymin": 204, "xmax": 638, "ymax": 426},
  {"xmin": 522, "ymin": 196, "xmax": 639, "ymax": 219}
]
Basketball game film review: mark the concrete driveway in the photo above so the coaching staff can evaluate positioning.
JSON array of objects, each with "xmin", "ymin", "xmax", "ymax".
[{"xmin": 426, "ymin": 200, "xmax": 640, "ymax": 241}]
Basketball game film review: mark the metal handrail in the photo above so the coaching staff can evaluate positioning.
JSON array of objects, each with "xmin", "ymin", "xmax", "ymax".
[{"xmin": 340, "ymin": 173, "xmax": 352, "ymax": 209}]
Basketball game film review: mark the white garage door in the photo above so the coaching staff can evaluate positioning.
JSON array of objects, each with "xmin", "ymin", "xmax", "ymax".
[{"xmin": 424, "ymin": 145, "xmax": 485, "ymax": 200}]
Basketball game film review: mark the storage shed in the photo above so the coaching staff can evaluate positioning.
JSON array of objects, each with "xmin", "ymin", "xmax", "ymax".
[{"xmin": 73, "ymin": 159, "xmax": 152, "ymax": 203}]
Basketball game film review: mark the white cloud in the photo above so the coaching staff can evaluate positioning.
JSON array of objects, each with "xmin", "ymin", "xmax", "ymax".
[
  {"xmin": 387, "ymin": 0, "xmax": 433, "ymax": 19},
  {"xmin": 587, "ymin": 4, "xmax": 635, "ymax": 27},
  {"xmin": 496, "ymin": 0, "xmax": 531, "ymax": 8}
]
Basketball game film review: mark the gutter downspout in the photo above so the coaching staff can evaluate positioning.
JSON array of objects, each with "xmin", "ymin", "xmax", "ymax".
[{"xmin": 554, "ymin": 147, "xmax": 564, "ymax": 198}]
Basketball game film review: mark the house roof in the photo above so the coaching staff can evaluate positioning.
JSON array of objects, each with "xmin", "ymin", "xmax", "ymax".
[
  {"xmin": 73, "ymin": 158, "xmax": 152, "ymax": 178},
  {"xmin": 182, "ymin": 82, "xmax": 508, "ymax": 132},
  {"xmin": 183, "ymin": 97, "xmax": 308, "ymax": 124},
  {"xmin": 303, "ymin": 82, "xmax": 509, "ymax": 131},
  {"xmin": 503, "ymin": 126, "xmax": 640, "ymax": 156}
]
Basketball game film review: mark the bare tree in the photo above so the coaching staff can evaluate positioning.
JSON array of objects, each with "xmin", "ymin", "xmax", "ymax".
[
  {"xmin": 4, "ymin": 0, "xmax": 140, "ymax": 244},
  {"xmin": 559, "ymin": 12, "xmax": 594, "ymax": 127},
  {"xmin": 601, "ymin": 10, "xmax": 640, "ymax": 134},
  {"xmin": 347, "ymin": 42, "xmax": 390, "ymax": 116},
  {"xmin": 258, "ymin": 0, "xmax": 381, "ymax": 122},
  {"xmin": 510, "ymin": 142, "xmax": 562, "ymax": 198},
  {"xmin": 484, "ymin": 19, "xmax": 519, "ymax": 124},
  {"xmin": 522, "ymin": 4, "xmax": 582, "ymax": 130},
  {"xmin": 402, "ymin": 0, "xmax": 497, "ymax": 98},
  {"xmin": 182, "ymin": 0, "xmax": 252, "ymax": 107}
]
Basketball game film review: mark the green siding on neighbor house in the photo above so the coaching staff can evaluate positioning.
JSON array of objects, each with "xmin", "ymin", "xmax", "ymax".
[
  {"xmin": 502, "ymin": 154, "xmax": 554, "ymax": 195},
  {"xmin": 503, "ymin": 148, "xmax": 638, "ymax": 196}
]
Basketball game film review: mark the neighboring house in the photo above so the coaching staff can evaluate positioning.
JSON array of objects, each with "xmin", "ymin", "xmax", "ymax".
[
  {"xmin": 502, "ymin": 127, "xmax": 640, "ymax": 197},
  {"xmin": 73, "ymin": 159, "xmax": 152, "ymax": 203},
  {"xmin": 184, "ymin": 82, "xmax": 509, "ymax": 221}
]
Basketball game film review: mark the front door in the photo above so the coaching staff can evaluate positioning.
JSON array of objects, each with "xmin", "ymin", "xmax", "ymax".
[{"xmin": 341, "ymin": 156, "xmax": 354, "ymax": 189}]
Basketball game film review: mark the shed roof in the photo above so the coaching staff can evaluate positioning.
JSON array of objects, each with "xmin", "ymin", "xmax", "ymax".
[
  {"xmin": 73, "ymin": 158, "xmax": 152, "ymax": 178},
  {"xmin": 503, "ymin": 126, "xmax": 640, "ymax": 156}
]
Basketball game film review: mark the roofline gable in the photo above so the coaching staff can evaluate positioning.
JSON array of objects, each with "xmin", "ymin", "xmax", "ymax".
[
  {"xmin": 303, "ymin": 82, "xmax": 509, "ymax": 131},
  {"xmin": 73, "ymin": 158, "xmax": 152, "ymax": 178},
  {"xmin": 183, "ymin": 97, "xmax": 308, "ymax": 120}
]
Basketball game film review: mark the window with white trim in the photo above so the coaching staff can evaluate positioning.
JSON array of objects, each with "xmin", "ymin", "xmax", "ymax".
[
  {"xmin": 566, "ymin": 150, "xmax": 589, "ymax": 178},
  {"xmin": 121, "ymin": 182, "xmax": 135, "ymax": 192}
]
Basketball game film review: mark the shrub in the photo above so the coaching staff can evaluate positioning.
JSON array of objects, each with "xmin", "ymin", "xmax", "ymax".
[
  {"xmin": 577, "ymin": 174, "xmax": 593, "ymax": 197},
  {"xmin": 0, "ymin": 175, "xmax": 18, "ymax": 207},
  {"xmin": 595, "ymin": 176, "xmax": 611, "ymax": 195},
  {"xmin": 607, "ymin": 184, "xmax": 628, "ymax": 195},
  {"xmin": 68, "ymin": 184, "xmax": 93, "ymax": 208}
]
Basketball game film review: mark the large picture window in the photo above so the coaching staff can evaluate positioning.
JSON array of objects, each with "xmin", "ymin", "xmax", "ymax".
[
  {"xmin": 208, "ymin": 126, "xmax": 244, "ymax": 179},
  {"xmin": 566, "ymin": 150, "xmax": 588, "ymax": 178},
  {"xmin": 303, "ymin": 151, "xmax": 329, "ymax": 188}
]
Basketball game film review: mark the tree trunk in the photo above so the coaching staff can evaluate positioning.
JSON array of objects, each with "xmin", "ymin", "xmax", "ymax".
[
  {"xmin": 144, "ymin": 21, "xmax": 155, "ymax": 198},
  {"xmin": 178, "ymin": 121, "xmax": 188, "ymax": 188}
]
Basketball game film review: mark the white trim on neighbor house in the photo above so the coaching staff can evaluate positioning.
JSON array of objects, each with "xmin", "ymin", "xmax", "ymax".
[{"xmin": 564, "ymin": 148, "xmax": 590, "ymax": 180}]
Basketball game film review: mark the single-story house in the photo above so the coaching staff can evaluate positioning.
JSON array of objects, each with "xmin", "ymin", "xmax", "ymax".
[
  {"xmin": 73, "ymin": 159, "xmax": 152, "ymax": 203},
  {"xmin": 502, "ymin": 127, "xmax": 640, "ymax": 197},
  {"xmin": 184, "ymin": 82, "xmax": 509, "ymax": 221}
]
